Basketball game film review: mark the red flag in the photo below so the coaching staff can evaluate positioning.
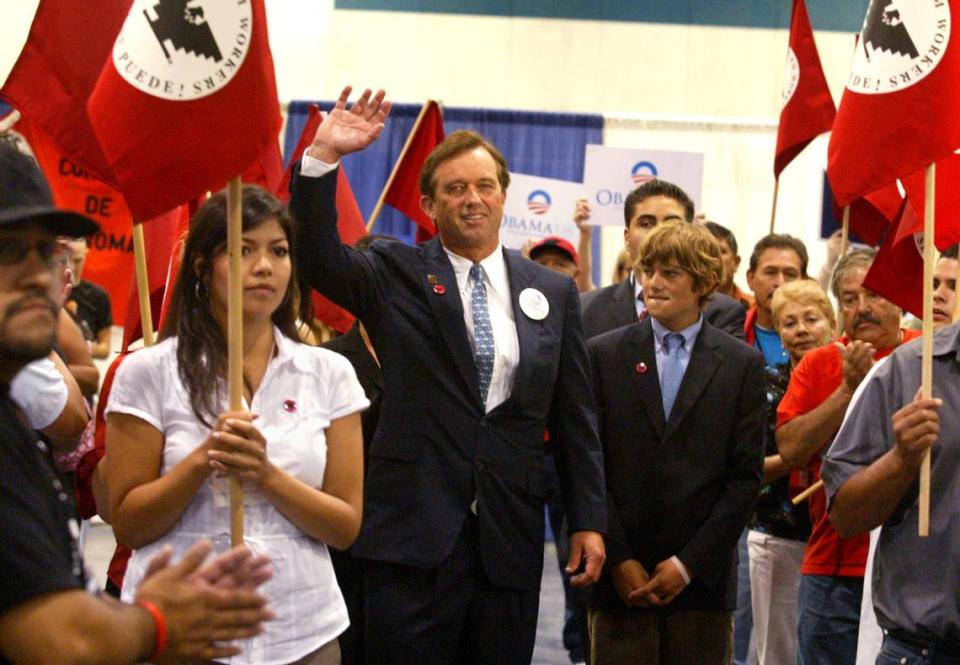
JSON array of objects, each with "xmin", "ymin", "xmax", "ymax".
[
  {"xmin": 7, "ymin": 114, "xmax": 136, "ymax": 325},
  {"xmin": 0, "ymin": 0, "xmax": 131, "ymax": 186},
  {"xmin": 863, "ymin": 199, "xmax": 923, "ymax": 317},
  {"xmin": 279, "ymin": 105, "xmax": 367, "ymax": 334},
  {"xmin": 828, "ymin": 2, "xmax": 960, "ymax": 206},
  {"xmin": 240, "ymin": 138, "xmax": 284, "ymax": 195},
  {"xmin": 833, "ymin": 180, "xmax": 904, "ymax": 247},
  {"xmin": 121, "ymin": 205, "xmax": 190, "ymax": 350},
  {"xmin": 276, "ymin": 105, "xmax": 366, "ymax": 245},
  {"xmin": 276, "ymin": 105, "xmax": 324, "ymax": 202},
  {"xmin": 900, "ymin": 152, "xmax": 960, "ymax": 250},
  {"xmin": 156, "ymin": 229, "xmax": 188, "ymax": 338},
  {"xmin": 383, "ymin": 101, "xmax": 445, "ymax": 240},
  {"xmin": 86, "ymin": 0, "xmax": 283, "ymax": 221},
  {"xmin": 774, "ymin": 0, "xmax": 836, "ymax": 177}
]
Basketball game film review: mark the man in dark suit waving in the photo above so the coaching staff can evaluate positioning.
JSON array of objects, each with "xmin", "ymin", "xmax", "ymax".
[
  {"xmin": 588, "ymin": 221, "xmax": 765, "ymax": 665},
  {"xmin": 290, "ymin": 87, "xmax": 607, "ymax": 665}
]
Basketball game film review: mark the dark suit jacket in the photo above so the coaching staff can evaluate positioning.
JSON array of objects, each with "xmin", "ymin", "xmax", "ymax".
[
  {"xmin": 588, "ymin": 319, "xmax": 765, "ymax": 611},
  {"xmin": 580, "ymin": 277, "xmax": 746, "ymax": 340},
  {"xmin": 290, "ymin": 169, "xmax": 606, "ymax": 591},
  {"xmin": 322, "ymin": 323, "xmax": 382, "ymax": 460}
]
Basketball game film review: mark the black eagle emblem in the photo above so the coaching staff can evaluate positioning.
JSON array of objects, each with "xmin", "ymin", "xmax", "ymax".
[
  {"xmin": 143, "ymin": 0, "xmax": 223, "ymax": 63},
  {"xmin": 861, "ymin": 0, "xmax": 919, "ymax": 61}
]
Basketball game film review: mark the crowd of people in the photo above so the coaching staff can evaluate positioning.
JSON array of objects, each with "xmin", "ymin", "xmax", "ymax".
[{"xmin": 0, "ymin": 85, "xmax": 956, "ymax": 665}]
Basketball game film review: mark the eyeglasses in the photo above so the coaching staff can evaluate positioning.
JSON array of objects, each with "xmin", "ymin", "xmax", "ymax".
[{"xmin": 0, "ymin": 238, "xmax": 62, "ymax": 267}]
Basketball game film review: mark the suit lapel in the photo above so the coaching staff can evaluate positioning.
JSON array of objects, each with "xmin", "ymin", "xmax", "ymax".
[
  {"xmin": 504, "ymin": 249, "xmax": 540, "ymax": 397},
  {"xmin": 613, "ymin": 277, "xmax": 639, "ymax": 328},
  {"xmin": 421, "ymin": 239, "xmax": 482, "ymax": 406},
  {"xmin": 663, "ymin": 324, "xmax": 724, "ymax": 440},
  {"xmin": 626, "ymin": 321, "xmax": 666, "ymax": 437}
]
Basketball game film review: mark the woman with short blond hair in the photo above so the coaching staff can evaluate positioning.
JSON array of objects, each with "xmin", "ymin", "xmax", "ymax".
[{"xmin": 748, "ymin": 279, "xmax": 835, "ymax": 665}]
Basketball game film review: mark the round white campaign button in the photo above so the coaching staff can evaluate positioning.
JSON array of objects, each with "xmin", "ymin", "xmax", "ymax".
[{"xmin": 519, "ymin": 288, "xmax": 549, "ymax": 321}]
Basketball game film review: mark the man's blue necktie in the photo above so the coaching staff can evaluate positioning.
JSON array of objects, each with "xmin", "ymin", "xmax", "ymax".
[
  {"xmin": 661, "ymin": 332, "xmax": 685, "ymax": 419},
  {"xmin": 470, "ymin": 264, "xmax": 495, "ymax": 405}
]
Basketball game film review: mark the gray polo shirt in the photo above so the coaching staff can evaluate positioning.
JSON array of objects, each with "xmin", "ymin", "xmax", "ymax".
[{"xmin": 822, "ymin": 323, "xmax": 960, "ymax": 642}]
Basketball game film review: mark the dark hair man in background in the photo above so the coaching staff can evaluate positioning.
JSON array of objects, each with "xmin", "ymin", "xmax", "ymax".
[{"xmin": 579, "ymin": 179, "xmax": 746, "ymax": 341}]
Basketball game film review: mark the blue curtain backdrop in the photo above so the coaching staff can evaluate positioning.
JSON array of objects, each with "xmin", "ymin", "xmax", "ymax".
[{"xmin": 283, "ymin": 101, "xmax": 603, "ymax": 284}]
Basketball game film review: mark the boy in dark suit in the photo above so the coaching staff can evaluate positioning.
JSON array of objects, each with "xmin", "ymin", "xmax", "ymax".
[{"xmin": 587, "ymin": 221, "xmax": 766, "ymax": 665}]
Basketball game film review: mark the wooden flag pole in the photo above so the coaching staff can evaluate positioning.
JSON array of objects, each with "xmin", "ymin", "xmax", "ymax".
[
  {"xmin": 227, "ymin": 176, "xmax": 245, "ymax": 546},
  {"xmin": 0, "ymin": 110, "xmax": 20, "ymax": 133},
  {"xmin": 769, "ymin": 177, "xmax": 780, "ymax": 235},
  {"xmin": 919, "ymin": 163, "xmax": 935, "ymax": 537},
  {"xmin": 839, "ymin": 205, "xmax": 851, "ymax": 257},
  {"xmin": 366, "ymin": 100, "xmax": 436, "ymax": 233},
  {"xmin": 792, "ymin": 480, "xmax": 822, "ymax": 506},
  {"xmin": 132, "ymin": 223, "xmax": 155, "ymax": 347},
  {"xmin": 835, "ymin": 205, "xmax": 851, "ymax": 338}
]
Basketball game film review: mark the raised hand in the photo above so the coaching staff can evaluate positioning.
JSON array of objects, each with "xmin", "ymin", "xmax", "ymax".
[
  {"xmin": 573, "ymin": 197, "xmax": 591, "ymax": 228},
  {"xmin": 307, "ymin": 86, "xmax": 392, "ymax": 163}
]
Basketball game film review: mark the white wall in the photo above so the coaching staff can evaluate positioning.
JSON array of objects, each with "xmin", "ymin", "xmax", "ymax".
[{"xmin": 2, "ymin": 1, "xmax": 858, "ymax": 286}]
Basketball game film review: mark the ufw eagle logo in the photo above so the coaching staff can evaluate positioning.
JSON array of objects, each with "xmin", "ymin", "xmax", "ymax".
[
  {"xmin": 144, "ymin": 0, "xmax": 223, "ymax": 63},
  {"xmin": 862, "ymin": 0, "xmax": 919, "ymax": 61}
]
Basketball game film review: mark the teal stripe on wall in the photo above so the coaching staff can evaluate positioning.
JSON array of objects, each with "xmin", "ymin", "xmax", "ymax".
[{"xmin": 333, "ymin": 1, "xmax": 869, "ymax": 33}]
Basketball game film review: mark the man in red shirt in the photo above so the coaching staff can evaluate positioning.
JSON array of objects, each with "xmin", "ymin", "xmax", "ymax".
[{"xmin": 776, "ymin": 249, "xmax": 918, "ymax": 665}]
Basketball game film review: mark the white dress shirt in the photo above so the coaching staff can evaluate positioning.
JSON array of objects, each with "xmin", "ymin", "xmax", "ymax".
[
  {"xmin": 300, "ymin": 151, "xmax": 520, "ymax": 413},
  {"xmin": 444, "ymin": 246, "xmax": 520, "ymax": 413},
  {"xmin": 633, "ymin": 274, "xmax": 645, "ymax": 318}
]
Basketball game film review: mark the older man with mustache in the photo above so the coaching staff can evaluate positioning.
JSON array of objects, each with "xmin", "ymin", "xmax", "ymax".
[{"xmin": 774, "ymin": 249, "xmax": 919, "ymax": 665}]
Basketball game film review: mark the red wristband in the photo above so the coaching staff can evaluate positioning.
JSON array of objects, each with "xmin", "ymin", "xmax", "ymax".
[{"xmin": 136, "ymin": 599, "xmax": 168, "ymax": 661}]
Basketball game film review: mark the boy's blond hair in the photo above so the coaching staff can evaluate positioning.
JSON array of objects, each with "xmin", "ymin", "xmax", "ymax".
[{"xmin": 637, "ymin": 221, "xmax": 723, "ymax": 306}]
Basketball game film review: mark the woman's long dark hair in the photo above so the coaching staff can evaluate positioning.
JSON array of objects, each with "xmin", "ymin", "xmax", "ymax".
[{"xmin": 159, "ymin": 185, "xmax": 309, "ymax": 427}]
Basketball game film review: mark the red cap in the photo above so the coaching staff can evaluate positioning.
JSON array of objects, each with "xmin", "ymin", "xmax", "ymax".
[{"xmin": 529, "ymin": 236, "xmax": 578, "ymax": 267}]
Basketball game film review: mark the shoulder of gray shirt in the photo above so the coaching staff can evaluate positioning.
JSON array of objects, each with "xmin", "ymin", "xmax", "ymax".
[{"xmin": 821, "ymin": 326, "xmax": 960, "ymax": 504}]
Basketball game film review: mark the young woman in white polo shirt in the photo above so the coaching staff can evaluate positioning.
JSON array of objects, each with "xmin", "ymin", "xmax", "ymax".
[{"xmin": 105, "ymin": 186, "xmax": 367, "ymax": 665}]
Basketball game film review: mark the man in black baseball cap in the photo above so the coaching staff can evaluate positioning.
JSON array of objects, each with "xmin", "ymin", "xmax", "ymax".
[
  {"xmin": 0, "ymin": 141, "xmax": 275, "ymax": 664},
  {"xmin": 0, "ymin": 142, "xmax": 98, "ymax": 366},
  {"xmin": 0, "ymin": 141, "xmax": 100, "ymax": 237}
]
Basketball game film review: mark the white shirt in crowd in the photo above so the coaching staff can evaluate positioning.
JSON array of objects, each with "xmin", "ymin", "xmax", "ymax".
[
  {"xmin": 10, "ymin": 357, "xmax": 68, "ymax": 429},
  {"xmin": 106, "ymin": 329, "xmax": 369, "ymax": 665}
]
